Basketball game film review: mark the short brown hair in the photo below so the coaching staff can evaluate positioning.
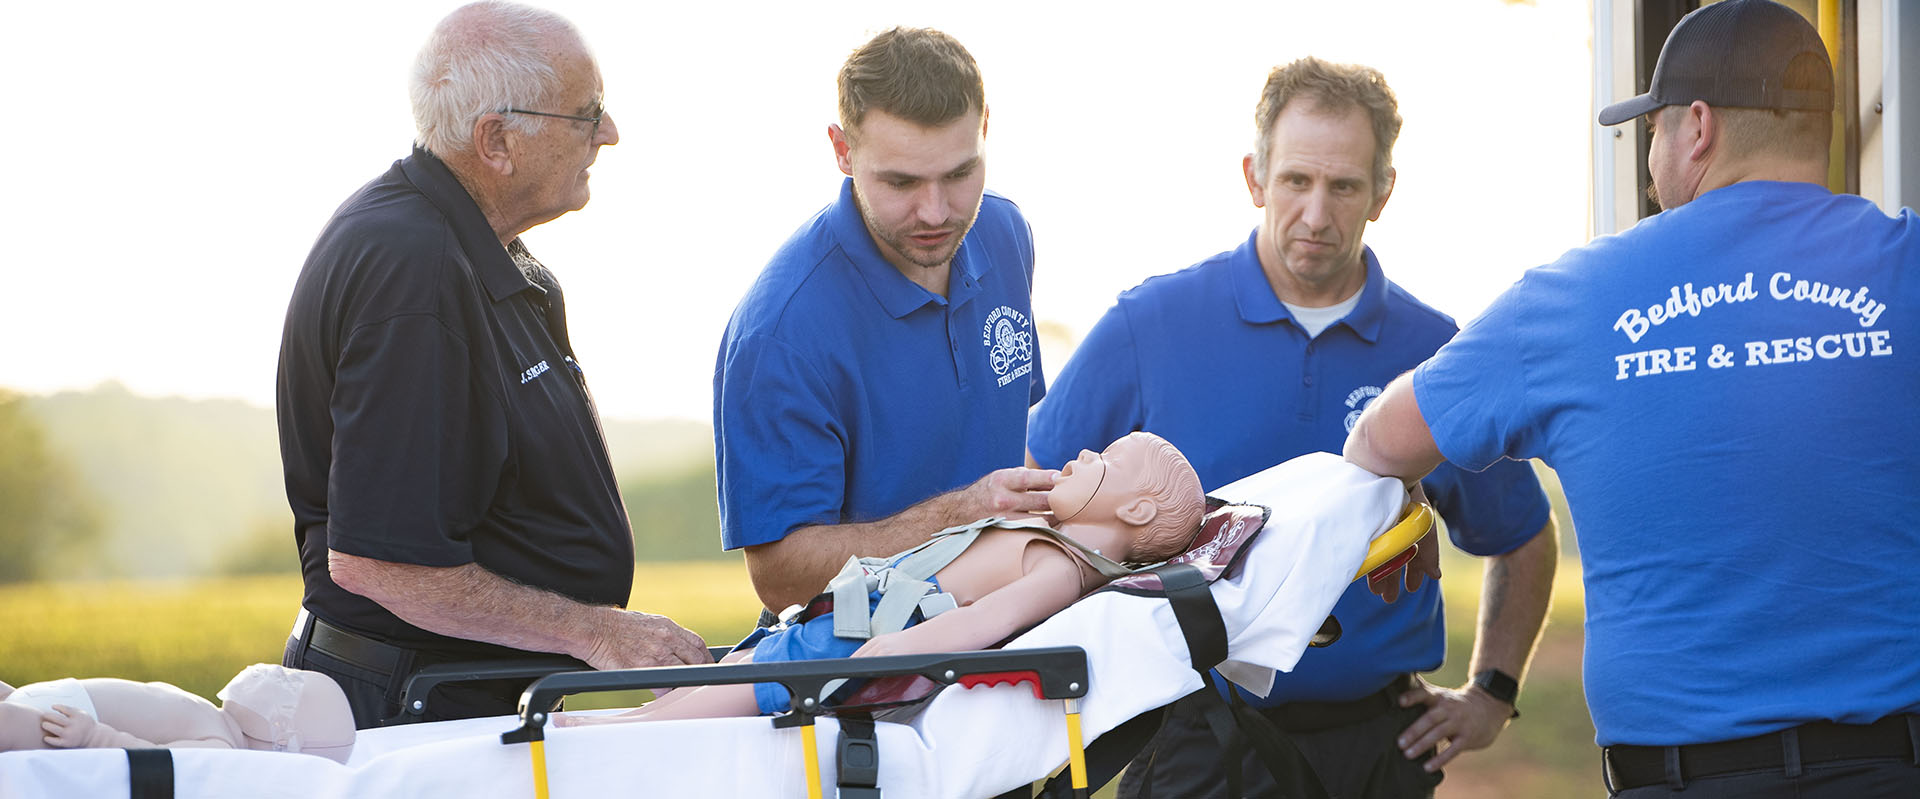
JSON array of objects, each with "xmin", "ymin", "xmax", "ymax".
[
  {"xmin": 1252, "ymin": 57, "xmax": 1402, "ymax": 195},
  {"xmin": 837, "ymin": 27, "xmax": 985, "ymax": 132}
]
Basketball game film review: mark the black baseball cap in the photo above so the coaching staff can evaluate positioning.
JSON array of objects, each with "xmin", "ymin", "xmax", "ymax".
[{"xmin": 1598, "ymin": 0, "xmax": 1833, "ymax": 126}]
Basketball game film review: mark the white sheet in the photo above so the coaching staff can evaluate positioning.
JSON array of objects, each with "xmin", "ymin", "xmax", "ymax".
[{"xmin": 0, "ymin": 452, "xmax": 1405, "ymax": 799}]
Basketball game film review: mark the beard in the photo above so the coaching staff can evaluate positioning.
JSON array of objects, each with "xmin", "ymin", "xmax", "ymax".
[{"xmin": 853, "ymin": 187, "xmax": 981, "ymax": 270}]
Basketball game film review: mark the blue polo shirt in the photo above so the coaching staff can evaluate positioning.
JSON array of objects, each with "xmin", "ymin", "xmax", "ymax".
[
  {"xmin": 1415, "ymin": 181, "xmax": 1920, "ymax": 746},
  {"xmin": 1028, "ymin": 231, "xmax": 1550, "ymax": 704},
  {"xmin": 715, "ymin": 178, "xmax": 1044, "ymax": 550}
]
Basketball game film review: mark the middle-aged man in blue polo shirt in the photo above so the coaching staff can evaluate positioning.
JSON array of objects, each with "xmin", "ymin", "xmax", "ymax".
[
  {"xmin": 278, "ymin": 1, "xmax": 709, "ymax": 727},
  {"xmin": 1028, "ymin": 57, "xmax": 1557, "ymax": 798},
  {"xmin": 1348, "ymin": 2, "xmax": 1920, "ymax": 796},
  {"xmin": 714, "ymin": 27, "xmax": 1054, "ymax": 614}
]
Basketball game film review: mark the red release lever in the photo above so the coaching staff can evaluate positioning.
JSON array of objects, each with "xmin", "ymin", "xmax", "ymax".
[{"xmin": 957, "ymin": 670, "xmax": 1044, "ymax": 699}]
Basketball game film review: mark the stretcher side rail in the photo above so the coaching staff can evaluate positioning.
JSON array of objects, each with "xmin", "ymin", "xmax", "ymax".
[
  {"xmin": 499, "ymin": 645, "xmax": 1090, "ymax": 745},
  {"xmin": 393, "ymin": 647, "xmax": 734, "ymax": 725}
]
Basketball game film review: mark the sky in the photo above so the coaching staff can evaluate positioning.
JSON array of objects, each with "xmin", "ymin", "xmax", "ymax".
[{"xmin": 4, "ymin": 0, "xmax": 1594, "ymax": 422}]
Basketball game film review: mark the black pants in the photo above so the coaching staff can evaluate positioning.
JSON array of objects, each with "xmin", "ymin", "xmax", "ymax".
[
  {"xmin": 283, "ymin": 617, "xmax": 537, "ymax": 728},
  {"xmin": 1119, "ymin": 687, "xmax": 1442, "ymax": 799}
]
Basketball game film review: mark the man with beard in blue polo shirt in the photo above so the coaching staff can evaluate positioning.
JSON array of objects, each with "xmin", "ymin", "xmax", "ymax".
[
  {"xmin": 1348, "ymin": 3, "xmax": 1920, "ymax": 795},
  {"xmin": 1027, "ymin": 57, "xmax": 1557, "ymax": 798},
  {"xmin": 714, "ymin": 28, "xmax": 1055, "ymax": 615}
]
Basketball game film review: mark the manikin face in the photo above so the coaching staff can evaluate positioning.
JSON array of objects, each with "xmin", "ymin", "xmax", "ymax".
[
  {"xmin": 1049, "ymin": 432, "xmax": 1160, "ymax": 523},
  {"xmin": 1245, "ymin": 101, "xmax": 1392, "ymax": 306},
  {"xmin": 510, "ymin": 40, "xmax": 620, "ymax": 230},
  {"xmin": 834, "ymin": 108, "xmax": 988, "ymax": 276}
]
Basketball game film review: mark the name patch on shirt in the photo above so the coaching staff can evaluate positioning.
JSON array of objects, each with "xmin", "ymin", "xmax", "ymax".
[
  {"xmin": 520, "ymin": 360, "xmax": 551, "ymax": 384},
  {"xmin": 982, "ymin": 305, "xmax": 1035, "ymax": 388}
]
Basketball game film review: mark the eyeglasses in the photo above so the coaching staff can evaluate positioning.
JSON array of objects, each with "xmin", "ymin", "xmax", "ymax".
[{"xmin": 500, "ymin": 105, "xmax": 603, "ymax": 138}]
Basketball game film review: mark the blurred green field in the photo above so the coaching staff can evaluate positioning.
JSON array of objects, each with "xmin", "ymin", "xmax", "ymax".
[{"xmin": 0, "ymin": 558, "xmax": 1596, "ymax": 796}]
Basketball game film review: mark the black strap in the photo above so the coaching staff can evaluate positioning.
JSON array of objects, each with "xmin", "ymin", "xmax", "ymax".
[
  {"xmin": 1157, "ymin": 563, "xmax": 1227, "ymax": 672},
  {"xmin": 837, "ymin": 716, "xmax": 882, "ymax": 799},
  {"xmin": 126, "ymin": 749, "xmax": 174, "ymax": 799}
]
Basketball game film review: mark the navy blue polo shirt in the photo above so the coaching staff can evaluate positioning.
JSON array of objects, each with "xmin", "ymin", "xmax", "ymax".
[
  {"xmin": 1028, "ymin": 230, "xmax": 1550, "ymax": 704},
  {"xmin": 277, "ymin": 147, "xmax": 634, "ymax": 658},
  {"xmin": 714, "ymin": 178, "xmax": 1044, "ymax": 550}
]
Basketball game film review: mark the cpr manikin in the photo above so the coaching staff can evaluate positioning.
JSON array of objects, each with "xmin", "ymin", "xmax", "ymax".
[
  {"xmin": 0, "ymin": 664, "xmax": 355, "ymax": 763},
  {"xmin": 562, "ymin": 431, "xmax": 1207, "ymax": 724}
]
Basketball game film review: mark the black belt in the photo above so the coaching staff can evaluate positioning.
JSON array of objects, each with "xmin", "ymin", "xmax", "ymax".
[
  {"xmin": 1257, "ymin": 673, "xmax": 1414, "ymax": 733},
  {"xmin": 304, "ymin": 614, "xmax": 414, "ymax": 678},
  {"xmin": 1604, "ymin": 715, "xmax": 1920, "ymax": 791}
]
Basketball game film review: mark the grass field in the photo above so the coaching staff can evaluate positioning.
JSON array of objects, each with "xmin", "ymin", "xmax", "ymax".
[{"xmin": 0, "ymin": 558, "xmax": 1597, "ymax": 796}]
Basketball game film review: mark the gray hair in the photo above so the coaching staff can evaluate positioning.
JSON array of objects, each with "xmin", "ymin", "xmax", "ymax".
[{"xmin": 409, "ymin": 1, "xmax": 582, "ymax": 157}]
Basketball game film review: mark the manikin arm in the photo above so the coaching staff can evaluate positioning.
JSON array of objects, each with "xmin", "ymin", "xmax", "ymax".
[
  {"xmin": 38, "ymin": 705, "xmax": 234, "ymax": 751},
  {"xmin": 850, "ymin": 548, "xmax": 1085, "ymax": 659},
  {"xmin": 329, "ymin": 552, "xmax": 711, "ymax": 669},
  {"xmin": 744, "ymin": 467, "xmax": 1058, "ymax": 613},
  {"xmin": 1343, "ymin": 373, "xmax": 1446, "ymax": 487}
]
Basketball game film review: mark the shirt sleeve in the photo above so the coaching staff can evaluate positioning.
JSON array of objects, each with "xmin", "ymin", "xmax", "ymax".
[
  {"xmin": 1411, "ymin": 281, "xmax": 1544, "ymax": 470},
  {"xmin": 325, "ymin": 313, "xmax": 505, "ymax": 566},
  {"xmin": 1025, "ymin": 301, "xmax": 1143, "ymax": 469},
  {"xmin": 1419, "ymin": 458, "xmax": 1552, "ymax": 557},
  {"xmin": 1016, "ymin": 206, "xmax": 1046, "ymax": 407},
  {"xmin": 714, "ymin": 333, "xmax": 849, "ymax": 550}
]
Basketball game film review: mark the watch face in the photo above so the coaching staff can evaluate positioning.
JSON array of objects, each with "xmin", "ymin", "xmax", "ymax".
[{"xmin": 1474, "ymin": 669, "xmax": 1520, "ymax": 704}]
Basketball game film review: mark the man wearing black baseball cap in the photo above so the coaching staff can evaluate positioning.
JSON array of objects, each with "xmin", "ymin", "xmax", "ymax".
[{"xmin": 1346, "ymin": 1, "xmax": 1920, "ymax": 796}]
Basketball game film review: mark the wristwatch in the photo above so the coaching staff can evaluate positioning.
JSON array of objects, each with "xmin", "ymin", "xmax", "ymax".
[{"xmin": 1471, "ymin": 668, "xmax": 1522, "ymax": 719}]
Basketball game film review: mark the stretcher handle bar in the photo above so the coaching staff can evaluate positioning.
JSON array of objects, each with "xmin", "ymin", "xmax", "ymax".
[
  {"xmin": 1355, "ymin": 501, "xmax": 1434, "ymax": 581},
  {"xmin": 393, "ymin": 656, "xmax": 587, "ymax": 725},
  {"xmin": 499, "ymin": 646, "xmax": 1090, "ymax": 745}
]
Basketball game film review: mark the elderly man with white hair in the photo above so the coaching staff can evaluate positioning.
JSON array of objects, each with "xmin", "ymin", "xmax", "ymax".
[{"xmin": 276, "ymin": 1, "xmax": 708, "ymax": 727}]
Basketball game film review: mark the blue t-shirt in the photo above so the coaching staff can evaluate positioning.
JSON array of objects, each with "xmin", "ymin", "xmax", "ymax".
[
  {"xmin": 1029, "ymin": 232, "xmax": 1550, "ymax": 704},
  {"xmin": 715, "ymin": 179, "xmax": 1045, "ymax": 550},
  {"xmin": 1414, "ymin": 181, "xmax": 1920, "ymax": 747}
]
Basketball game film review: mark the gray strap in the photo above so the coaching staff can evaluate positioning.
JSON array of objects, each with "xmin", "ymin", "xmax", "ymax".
[
  {"xmin": 868, "ymin": 575, "xmax": 935, "ymax": 637},
  {"xmin": 828, "ymin": 556, "xmax": 877, "ymax": 639}
]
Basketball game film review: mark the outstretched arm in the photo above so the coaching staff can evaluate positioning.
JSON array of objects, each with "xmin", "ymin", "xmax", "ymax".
[
  {"xmin": 329, "ymin": 553, "xmax": 711, "ymax": 670},
  {"xmin": 744, "ymin": 467, "xmax": 1058, "ymax": 613},
  {"xmin": 1344, "ymin": 373, "xmax": 1445, "ymax": 487},
  {"xmin": 851, "ymin": 550, "xmax": 1084, "ymax": 659}
]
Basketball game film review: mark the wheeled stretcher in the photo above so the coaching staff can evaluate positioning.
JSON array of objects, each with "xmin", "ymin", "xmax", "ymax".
[{"xmin": 0, "ymin": 452, "xmax": 1423, "ymax": 799}]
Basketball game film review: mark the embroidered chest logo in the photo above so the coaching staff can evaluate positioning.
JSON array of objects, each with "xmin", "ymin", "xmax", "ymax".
[
  {"xmin": 1342, "ymin": 385, "xmax": 1383, "ymax": 433},
  {"xmin": 982, "ymin": 305, "xmax": 1035, "ymax": 388}
]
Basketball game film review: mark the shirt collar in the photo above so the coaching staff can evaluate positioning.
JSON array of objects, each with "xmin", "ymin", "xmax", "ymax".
[
  {"xmin": 828, "ymin": 178, "xmax": 962, "ymax": 319},
  {"xmin": 1228, "ymin": 228, "xmax": 1388, "ymax": 342},
  {"xmin": 400, "ymin": 146, "xmax": 536, "ymax": 304}
]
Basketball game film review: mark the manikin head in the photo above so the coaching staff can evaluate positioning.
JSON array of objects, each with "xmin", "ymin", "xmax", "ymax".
[
  {"xmin": 217, "ymin": 665, "xmax": 355, "ymax": 764},
  {"xmin": 1049, "ymin": 432, "xmax": 1207, "ymax": 564}
]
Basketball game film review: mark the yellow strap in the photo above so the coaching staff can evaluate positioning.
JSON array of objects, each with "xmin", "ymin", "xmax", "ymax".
[
  {"xmin": 528, "ymin": 740, "xmax": 550, "ymax": 799},
  {"xmin": 801, "ymin": 723, "xmax": 823, "ymax": 799},
  {"xmin": 1064, "ymin": 702, "xmax": 1088, "ymax": 790},
  {"xmin": 1355, "ymin": 501, "xmax": 1434, "ymax": 579}
]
